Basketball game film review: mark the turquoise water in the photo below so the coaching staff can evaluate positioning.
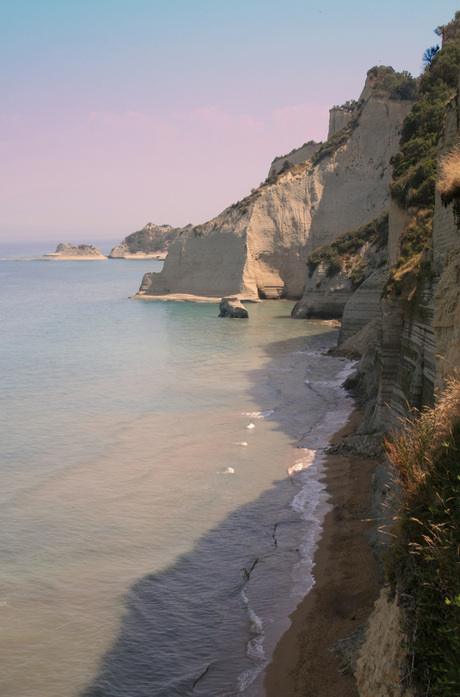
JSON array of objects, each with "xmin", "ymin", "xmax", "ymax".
[{"xmin": 0, "ymin": 246, "xmax": 354, "ymax": 697}]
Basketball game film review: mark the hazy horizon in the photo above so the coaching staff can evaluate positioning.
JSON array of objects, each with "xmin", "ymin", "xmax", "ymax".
[{"xmin": 1, "ymin": 1, "xmax": 458, "ymax": 244}]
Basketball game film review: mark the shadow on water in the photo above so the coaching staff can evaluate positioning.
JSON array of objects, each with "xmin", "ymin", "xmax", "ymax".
[{"xmin": 81, "ymin": 329, "xmax": 346, "ymax": 697}]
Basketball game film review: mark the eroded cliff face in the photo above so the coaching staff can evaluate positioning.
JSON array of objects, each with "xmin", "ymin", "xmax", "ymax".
[
  {"xmin": 135, "ymin": 71, "xmax": 413, "ymax": 302},
  {"xmin": 349, "ymin": 71, "xmax": 460, "ymax": 433}
]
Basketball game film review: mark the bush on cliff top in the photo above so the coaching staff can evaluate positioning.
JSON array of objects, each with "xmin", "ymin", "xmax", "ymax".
[
  {"xmin": 384, "ymin": 378, "xmax": 460, "ymax": 696},
  {"xmin": 367, "ymin": 66, "xmax": 419, "ymax": 101}
]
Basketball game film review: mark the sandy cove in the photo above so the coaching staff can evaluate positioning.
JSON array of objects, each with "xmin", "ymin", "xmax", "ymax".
[{"xmin": 264, "ymin": 409, "xmax": 381, "ymax": 697}]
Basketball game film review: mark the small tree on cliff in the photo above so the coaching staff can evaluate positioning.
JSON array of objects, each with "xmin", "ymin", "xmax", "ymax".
[{"xmin": 422, "ymin": 44, "xmax": 440, "ymax": 66}]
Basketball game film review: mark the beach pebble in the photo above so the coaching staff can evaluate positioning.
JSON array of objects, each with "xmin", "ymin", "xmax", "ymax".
[{"xmin": 246, "ymin": 423, "xmax": 255, "ymax": 429}]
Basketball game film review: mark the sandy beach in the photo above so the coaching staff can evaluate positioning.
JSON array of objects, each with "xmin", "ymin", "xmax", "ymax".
[{"xmin": 264, "ymin": 409, "xmax": 381, "ymax": 696}]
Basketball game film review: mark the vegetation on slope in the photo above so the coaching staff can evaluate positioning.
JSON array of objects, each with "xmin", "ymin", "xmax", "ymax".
[
  {"xmin": 385, "ymin": 12, "xmax": 460, "ymax": 295},
  {"xmin": 390, "ymin": 13, "xmax": 460, "ymax": 214},
  {"xmin": 305, "ymin": 212, "xmax": 389, "ymax": 287},
  {"xmin": 384, "ymin": 378, "xmax": 460, "ymax": 696},
  {"xmin": 384, "ymin": 210, "xmax": 433, "ymax": 293}
]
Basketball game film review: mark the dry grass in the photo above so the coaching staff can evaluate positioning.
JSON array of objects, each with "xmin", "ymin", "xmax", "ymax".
[
  {"xmin": 384, "ymin": 376, "xmax": 460, "ymax": 499},
  {"xmin": 384, "ymin": 377, "xmax": 460, "ymax": 696},
  {"xmin": 437, "ymin": 145, "xmax": 460, "ymax": 204}
]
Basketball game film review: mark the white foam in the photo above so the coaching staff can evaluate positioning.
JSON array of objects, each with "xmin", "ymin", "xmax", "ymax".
[
  {"xmin": 242, "ymin": 409, "xmax": 274, "ymax": 419},
  {"xmin": 237, "ymin": 588, "xmax": 267, "ymax": 692},
  {"xmin": 287, "ymin": 448, "xmax": 317, "ymax": 476},
  {"xmin": 224, "ymin": 467, "xmax": 235, "ymax": 475},
  {"xmin": 233, "ymin": 441, "xmax": 248, "ymax": 447}
]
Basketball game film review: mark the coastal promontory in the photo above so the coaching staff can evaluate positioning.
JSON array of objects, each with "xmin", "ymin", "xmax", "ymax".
[{"xmin": 109, "ymin": 222, "xmax": 189, "ymax": 259}]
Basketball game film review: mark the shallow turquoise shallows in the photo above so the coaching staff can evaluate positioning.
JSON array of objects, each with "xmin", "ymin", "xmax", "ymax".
[{"xmin": 0, "ymin": 245, "xmax": 355, "ymax": 697}]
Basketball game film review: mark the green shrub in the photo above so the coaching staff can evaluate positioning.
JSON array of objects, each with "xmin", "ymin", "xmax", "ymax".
[
  {"xmin": 367, "ymin": 66, "xmax": 419, "ymax": 100},
  {"xmin": 349, "ymin": 259, "xmax": 366, "ymax": 289}
]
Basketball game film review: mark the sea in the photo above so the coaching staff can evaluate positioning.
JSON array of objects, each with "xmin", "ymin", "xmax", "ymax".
[{"xmin": 0, "ymin": 241, "xmax": 355, "ymax": 697}]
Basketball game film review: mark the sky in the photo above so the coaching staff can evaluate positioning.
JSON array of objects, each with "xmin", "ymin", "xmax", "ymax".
[{"xmin": 1, "ymin": 1, "xmax": 459, "ymax": 244}]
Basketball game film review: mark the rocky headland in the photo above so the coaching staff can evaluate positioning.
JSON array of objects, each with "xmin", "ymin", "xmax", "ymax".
[{"xmin": 44, "ymin": 243, "xmax": 107, "ymax": 259}]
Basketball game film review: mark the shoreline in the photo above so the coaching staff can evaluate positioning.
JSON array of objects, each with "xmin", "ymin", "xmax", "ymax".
[
  {"xmin": 264, "ymin": 409, "xmax": 381, "ymax": 696},
  {"xmin": 42, "ymin": 254, "xmax": 108, "ymax": 260}
]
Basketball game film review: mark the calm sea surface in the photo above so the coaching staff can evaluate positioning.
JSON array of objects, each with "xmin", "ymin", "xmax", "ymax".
[{"xmin": 0, "ymin": 243, "xmax": 355, "ymax": 697}]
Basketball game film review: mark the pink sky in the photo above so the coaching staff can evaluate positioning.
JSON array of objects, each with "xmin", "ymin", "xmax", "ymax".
[{"xmin": 1, "ymin": 1, "xmax": 458, "ymax": 243}]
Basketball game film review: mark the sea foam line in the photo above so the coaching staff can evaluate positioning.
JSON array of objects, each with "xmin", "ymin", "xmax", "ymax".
[{"xmin": 236, "ymin": 587, "xmax": 268, "ymax": 693}]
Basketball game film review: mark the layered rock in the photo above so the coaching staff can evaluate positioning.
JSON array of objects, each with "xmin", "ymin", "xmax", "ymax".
[
  {"xmin": 291, "ymin": 267, "xmax": 354, "ymax": 319},
  {"xmin": 109, "ymin": 222, "xmax": 188, "ymax": 258},
  {"xmin": 44, "ymin": 243, "xmax": 106, "ymax": 259},
  {"xmin": 338, "ymin": 267, "xmax": 389, "ymax": 344},
  {"xmin": 431, "ymin": 85, "xmax": 460, "ymax": 391},
  {"xmin": 135, "ymin": 68, "xmax": 414, "ymax": 302}
]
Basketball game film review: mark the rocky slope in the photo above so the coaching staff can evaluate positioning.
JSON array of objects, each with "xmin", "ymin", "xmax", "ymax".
[
  {"xmin": 135, "ymin": 67, "xmax": 415, "ymax": 302},
  {"xmin": 109, "ymin": 222, "xmax": 189, "ymax": 258}
]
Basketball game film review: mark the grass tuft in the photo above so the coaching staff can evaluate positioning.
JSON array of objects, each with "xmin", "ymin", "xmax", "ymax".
[{"xmin": 437, "ymin": 145, "xmax": 460, "ymax": 205}]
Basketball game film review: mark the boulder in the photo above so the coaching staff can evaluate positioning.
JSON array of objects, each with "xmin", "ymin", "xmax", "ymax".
[{"xmin": 218, "ymin": 297, "xmax": 249, "ymax": 318}]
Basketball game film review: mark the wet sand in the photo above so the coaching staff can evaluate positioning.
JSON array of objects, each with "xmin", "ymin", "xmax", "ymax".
[{"xmin": 264, "ymin": 409, "xmax": 382, "ymax": 696}]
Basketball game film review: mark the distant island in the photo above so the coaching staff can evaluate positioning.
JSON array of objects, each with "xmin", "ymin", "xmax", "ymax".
[
  {"xmin": 44, "ymin": 243, "xmax": 107, "ymax": 259},
  {"xmin": 108, "ymin": 222, "xmax": 191, "ymax": 259}
]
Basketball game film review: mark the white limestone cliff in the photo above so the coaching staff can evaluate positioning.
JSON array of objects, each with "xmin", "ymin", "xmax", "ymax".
[{"xmin": 135, "ymin": 70, "xmax": 414, "ymax": 303}]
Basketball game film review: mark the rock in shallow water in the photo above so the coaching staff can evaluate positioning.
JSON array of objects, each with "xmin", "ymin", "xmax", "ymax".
[{"xmin": 218, "ymin": 297, "xmax": 249, "ymax": 318}]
